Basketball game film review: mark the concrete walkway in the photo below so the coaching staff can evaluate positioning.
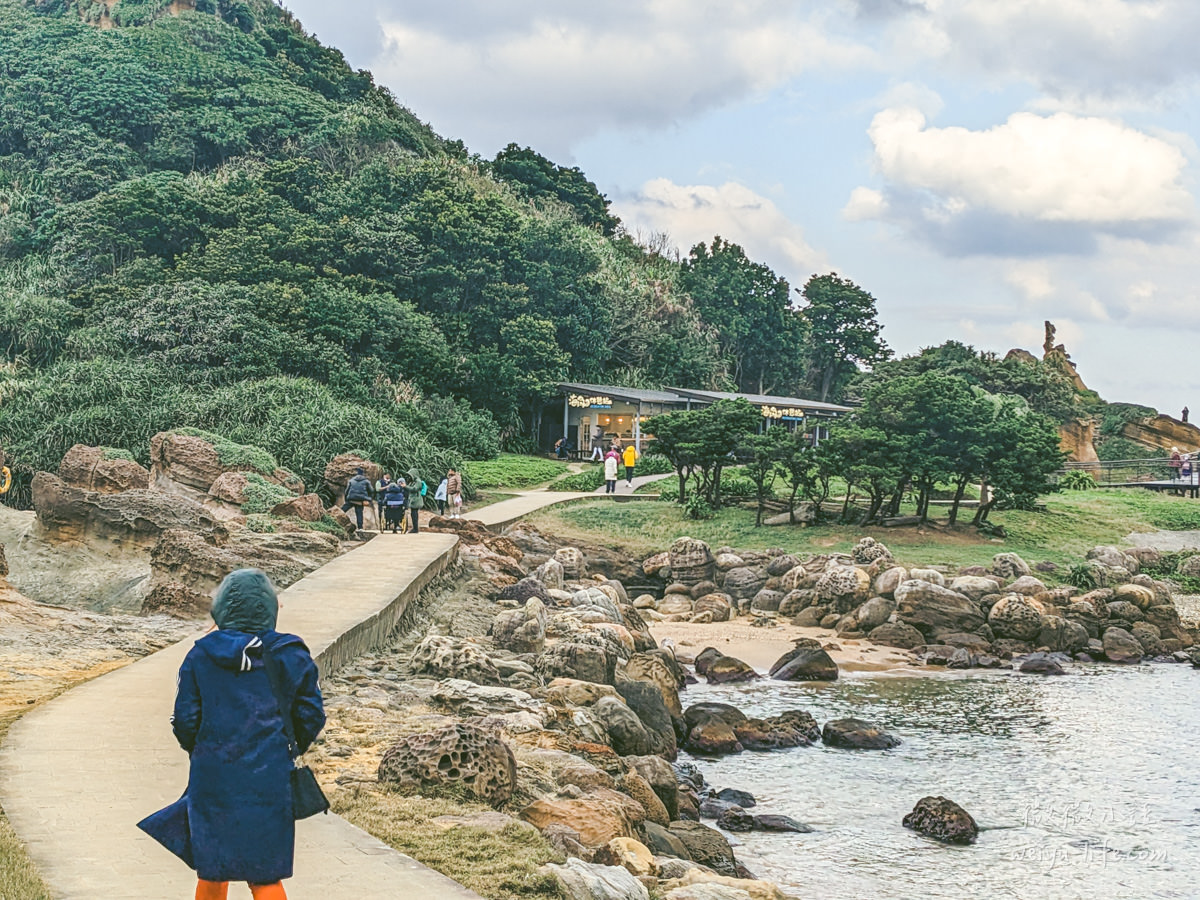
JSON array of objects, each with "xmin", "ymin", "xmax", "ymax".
[{"xmin": 592, "ymin": 473, "xmax": 671, "ymax": 496}]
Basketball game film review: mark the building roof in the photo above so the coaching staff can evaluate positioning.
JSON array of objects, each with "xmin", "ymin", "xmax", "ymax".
[
  {"xmin": 667, "ymin": 388, "xmax": 852, "ymax": 415},
  {"xmin": 558, "ymin": 383, "xmax": 689, "ymax": 405}
]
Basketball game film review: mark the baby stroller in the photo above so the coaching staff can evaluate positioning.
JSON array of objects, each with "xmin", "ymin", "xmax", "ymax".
[{"xmin": 383, "ymin": 481, "xmax": 408, "ymax": 533}]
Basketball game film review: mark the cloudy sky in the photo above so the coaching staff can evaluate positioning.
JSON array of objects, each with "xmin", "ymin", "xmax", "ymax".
[{"xmin": 286, "ymin": 0, "xmax": 1200, "ymax": 416}]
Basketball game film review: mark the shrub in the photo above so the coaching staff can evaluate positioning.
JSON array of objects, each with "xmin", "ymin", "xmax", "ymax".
[
  {"xmin": 171, "ymin": 427, "xmax": 279, "ymax": 476},
  {"xmin": 1059, "ymin": 470, "xmax": 1097, "ymax": 491},
  {"xmin": 463, "ymin": 455, "xmax": 565, "ymax": 489},
  {"xmin": 100, "ymin": 446, "xmax": 136, "ymax": 462},
  {"xmin": 244, "ymin": 514, "xmax": 276, "ymax": 533},
  {"xmin": 1065, "ymin": 562, "xmax": 1099, "ymax": 590},
  {"xmin": 239, "ymin": 473, "xmax": 294, "ymax": 514},
  {"xmin": 720, "ymin": 473, "xmax": 757, "ymax": 500},
  {"xmin": 550, "ymin": 469, "xmax": 604, "ymax": 492},
  {"xmin": 684, "ymin": 493, "xmax": 715, "ymax": 520}
]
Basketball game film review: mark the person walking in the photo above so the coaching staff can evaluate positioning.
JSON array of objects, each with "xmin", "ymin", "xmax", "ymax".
[
  {"xmin": 374, "ymin": 473, "xmax": 392, "ymax": 526},
  {"xmin": 589, "ymin": 425, "xmax": 604, "ymax": 461},
  {"xmin": 341, "ymin": 467, "xmax": 374, "ymax": 533},
  {"xmin": 434, "ymin": 476, "xmax": 448, "ymax": 516},
  {"xmin": 622, "ymin": 443, "xmax": 638, "ymax": 486},
  {"xmin": 405, "ymin": 467, "xmax": 424, "ymax": 533},
  {"xmin": 446, "ymin": 466, "xmax": 463, "ymax": 518},
  {"xmin": 138, "ymin": 569, "xmax": 325, "ymax": 900},
  {"xmin": 1182, "ymin": 454, "xmax": 1193, "ymax": 483},
  {"xmin": 603, "ymin": 449, "xmax": 619, "ymax": 494},
  {"xmin": 1184, "ymin": 407, "xmax": 1190, "ymax": 424},
  {"xmin": 1170, "ymin": 447, "xmax": 1183, "ymax": 480},
  {"xmin": 383, "ymin": 479, "xmax": 407, "ymax": 533}
]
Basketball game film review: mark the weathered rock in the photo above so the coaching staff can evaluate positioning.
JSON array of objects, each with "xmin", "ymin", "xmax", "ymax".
[
  {"xmin": 619, "ymin": 771, "xmax": 671, "ymax": 827},
  {"xmin": 270, "ymin": 492, "xmax": 324, "ymax": 522},
  {"xmin": 625, "ymin": 652, "xmax": 684, "ymax": 717},
  {"xmin": 867, "ymin": 621, "xmax": 925, "ymax": 650},
  {"xmin": 150, "ymin": 431, "xmax": 228, "ymax": 493},
  {"xmin": 625, "ymin": 755, "xmax": 680, "ymax": 820},
  {"xmin": 58, "ymin": 445, "xmax": 149, "ymax": 494},
  {"xmin": 642, "ymin": 821, "xmax": 691, "ymax": 860},
  {"xmin": 853, "ymin": 537, "xmax": 892, "ymax": 565},
  {"xmin": 769, "ymin": 646, "xmax": 838, "ymax": 681},
  {"xmin": 815, "ymin": 565, "xmax": 870, "ymax": 610},
  {"xmin": 704, "ymin": 653, "xmax": 759, "ymax": 685},
  {"xmin": 322, "ymin": 453, "xmax": 382, "ymax": 502},
  {"xmin": 1087, "ymin": 545, "xmax": 1140, "ymax": 574},
  {"xmin": 325, "ymin": 505, "xmax": 355, "ymax": 536},
  {"xmin": 140, "ymin": 580, "xmax": 211, "ymax": 618},
  {"xmin": 661, "ymin": 870, "xmax": 791, "ymax": 900},
  {"xmin": 658, "ymin": 596, "xmax": 695, "ymax": 617},
  {"xmin": 902, "ymin": 796, "xmax": 978, "ymax": 845},
  {"xmin": 750, "ymin": 589, "xmax": 784, "ymax": 612},
  {"xmin": 991, "ymin": 552, "xmax": 1031, "ymax": 580},
  {"xmin": 207, "ymin": 471, "xmax": 251, "ymax": 506},
  {"xmin": 693, "ymin": 593, "xmax": 732, "ymax": 622},
  {"xmin": 1019, "ymin": 652, "xmax": 1066, "ymax": 675},
  {"xmin": 642, "ymin": 552, "xmax": 671, "ymax": 577},
  {"xmin": 987, "ymin": 594, "xmax": 1045, "ymax": 642},
  {"xmin": 1131, "ymin": 622, "xmax": 1166, "ymax": 656},
  {"xmin": 1007, "ymin": 575, "xmax": 1048, "ymax": 596},
  {"xmin": 1144, "ymin": 604, "xmax": 1192, "ymax": 644},
  {"xmin": 1176, "ymin": 555, "xmax": 1200, "ymax": 579},
  {"xmin": 521, "ymin": 788, "xmax": 647, "ymax": 847},
  {"xmin": 894, "ymin": 581, "xmax": 984, "ymax": 636},
  {"xmin": 1112, "ymin": 583, "xmax": 1156, "ymax": 611},
  {"xmin": 1102, "ymin": 627, "xmax": 1143, "ymax": 664},
  {"xmin": 378, "ymin": 722, "xmax": 517, "ymax": 805},
  {"xmin": 492, "ymin": 597, "xmax": 547, "ymax": 654},
  {"xmin": 908, "ymin": 567, "xmax": 945, "ymax": 587},
  {"xmin": 713, "ymin": 552, "xmax": 745, "ymax": 572},
  {"xmin": 684, "ymin": 722, "xmax": 743, "ymax": 756},
  {"xmin": 594, "ymin": 837, "xmax": 656, "ymax": 879},
  {"xmin": 546, "ymin": 678, "xmax": 622, "ymax": 707},
  {"xmin": 556, "ymin": 547, "xmax": 589, "ymax": 579},
  {"xmin": 854, "ymin": 596, "xmax": 895, "ymax": 632},
  {"xmin": 537, "ymin": 640, "xmax": 618, "ymax": 685},
  {"xmin": 542, "ymin": 857, "xmax": 651, "ymax": 900},
  {"xmin": 412, "ymin": 635, "xmax": 502, "ymax": 684},
  {"xmin": 615, "ymin": 681, "xmax": 677, "ymax": 759},
  {"xmin": 683, "ymin": 702, "xmax": 746, "ymax": 731},
  {"xmin": 945, "ymin": 580, "xmax": 1001, "ymax": 611},
  {"xmin": 715, "ymin": 805, "xmax": 755, "ymax": 832},
  {"xmin": 791, "ymin": 607, "xmax": 824, "ymax": 628},
  {"xmin": 822, "ymin": 717, "xmax": 901, "ymax": 750},
  {"xmin": 1106, "ymin": 601, "xmax": 1144, "ymax": 624},
  {"xmin": 766, "ymin": 553, "xmax": 800, "ymax": 576},
  {"xmin": 872, "ymin": 566, "xmax": 908, "ymax": 598},
  {"xmin": 670, "ymin": 538, "xmax": 716, "ymax": 586},
  {"xmin": 754, "ymin": 814, "xmax": 812, "ymax": 833},
  {"xmin": 1036, "ymin": 615, "xmax": 1089, "ymax": 653},
  {"xmin": 722, "ymin": 567, "xmax": 767, "ymax": 601},
  {"xmin": 733, "ymin": 712, "xmax": 815, "ymax": 751},
  {"xmin": 666, "ymin": 822, "xmax": 738, "ymax": 877}
]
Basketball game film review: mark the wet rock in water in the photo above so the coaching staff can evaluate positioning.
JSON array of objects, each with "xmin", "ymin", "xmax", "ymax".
[
  {"xmin": 704, "ymin": 653, "xmax": 759, "ymax": 684},
  {"xmin": 378, "ymin": 722, "xmax": 517, "ymax": 805},
  {"xmin": 521, "ymin": 788, "xmax": 647, "ymax": 847},
  {"xmin": 715, "ymin": 805, "xmax": 756, "ymax": 832},
  {"xmin": 868, "ymin": 621, "xmax": 925, "ymax": 650},
  {"xmin": 699, "ymin": 797, "xmax": 737, "ymax": 819},
  {"xmin": 693, "ymin": 647, "xmax": 724, "ymax": 678},
  {"xmin": 902, "ymin": 796, "xmax": 979, "ymax": 845},
  {"xmin": 615, "ymin": 681, "xmax": 678, "ymax": 759},
  {"xmin": 733, "ymin": 713, "xmax": 815, "ymax": 751},
  {"xmin": 669, "ymin": 537, "xmax": 717, "ymax": 586},
  {"xmin": 754, "ymin": 814, "xmax": 813, "ymax": 833},
  {"xmin": 684, "ymin": 721, "xmax": 743, "ymax": 756},
  {"xmin": 594, "ymin": 696, "xmax": 655, "ymax": 757},
  {"xmin": 822, "ymin": 717, "xmax": 901, "ymax": 750},
  {"xmin": 894, "ymin": 581, "xmax": 984, "ymax": 636},
  {"xmin": 540, "ymin": 857, "xmax": 650, "ymax": 900},
  {"xmin": 641, "ymin": 821, "xmax": 691, "ymax": 859},
  {"xmin": 987, "ymin": 594, "xmax": 1045, "ymax": 642},
  {"xmin": 1019, "ymin": 652, "xmax": 1066, "ymax": 675},
  {"xmin": 667, "ymin": 821, "xmax": 739, "ymax": 877},
  {"xmin": 684, "ymin": 702, "xmax": 747, "ymax": 731},
  {"xmin": 991, "ymin": 552, "xmax": 1031, "ymax": 580},
  {"xmin": 769, "ymin": 645, "xmax": 838, "ymax": 682},
  {"xmin": 1102, "ymin": 626, "xmax": 1144, "ymax": 664},
  {"xmin": 715, "ymin": 787, "xmax": 756, "ymax": 808}
]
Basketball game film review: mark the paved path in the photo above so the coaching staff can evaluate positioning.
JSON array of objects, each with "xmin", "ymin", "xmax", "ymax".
[
  {"xmin": 0, "ymin": 489, "xmax": 600, "ymax": 899},
  {"xmin": 592, "ymin": 473, "xmax": 671, "ymax": 496}
]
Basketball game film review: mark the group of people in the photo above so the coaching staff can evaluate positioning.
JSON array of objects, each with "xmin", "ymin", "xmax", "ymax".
[
  {"xmin": 603, "ymin": 442, "xmax": 638, "ymax": 493},
  {"xmin": 340, "ymin": 465, "xmax": 464, "ymax": 535},
  {"xmin": 1169, "ymin": 448, "xmax": 1196, "ymax": 483}
]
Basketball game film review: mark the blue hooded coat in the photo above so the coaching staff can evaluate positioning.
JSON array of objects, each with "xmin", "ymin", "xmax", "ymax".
[{"xmin": 138, "ymin": 570, "xmax": 325, "ymax": 884}]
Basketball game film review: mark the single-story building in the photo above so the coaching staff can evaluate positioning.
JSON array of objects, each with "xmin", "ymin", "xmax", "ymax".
[{"xmin": 543, "ymin": 382, "xmax": 852, "ymax": 456}]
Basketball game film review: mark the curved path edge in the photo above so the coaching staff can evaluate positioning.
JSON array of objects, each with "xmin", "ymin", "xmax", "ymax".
[{"xmin": 0, "ymin": 490, "xmax": 592, "ymax": 899}]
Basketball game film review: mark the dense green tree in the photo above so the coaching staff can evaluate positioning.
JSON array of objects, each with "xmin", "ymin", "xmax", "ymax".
[
  {"xmin": 645, "ymin": 399, "xmax": 761, "ymax": 505},
  {"xmin": 491, "ymin": 144, "xmax": 620, "ymax": 236},
  {"xmin": 799, "ymin": 273, "xmax": 891, "ymax": 402}
]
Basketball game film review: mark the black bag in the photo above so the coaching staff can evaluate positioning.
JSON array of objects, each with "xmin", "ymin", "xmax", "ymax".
[{"xmin": 263, "ymin": 649, "xmax": 330, "ymax": 820}]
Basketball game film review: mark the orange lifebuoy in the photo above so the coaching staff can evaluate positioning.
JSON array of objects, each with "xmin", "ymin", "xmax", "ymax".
[{"xmin": 0, "ymin": 467, "xmax": 10, "ymax": 495}]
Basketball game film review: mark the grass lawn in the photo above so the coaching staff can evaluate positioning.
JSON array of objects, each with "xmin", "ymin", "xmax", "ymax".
[
  {"xmin": 524, "ymin": 488, "xmax": 1200, "ymax": 573},
  {"xmin": 333, "ymin": 787, "xmax": 566, "ymax": 900},
  {"xmin": 463, "ymin": 455, "xmax": 570, "ymax": 490},
  {"xmin": 0, "ymin": 718, "xmax": 52, "ymax": 900}
]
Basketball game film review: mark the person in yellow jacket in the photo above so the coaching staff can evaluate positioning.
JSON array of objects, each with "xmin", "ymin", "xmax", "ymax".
[{"xmin": 621, "ymin": 444, "xmax": 638, "ymax": 486}]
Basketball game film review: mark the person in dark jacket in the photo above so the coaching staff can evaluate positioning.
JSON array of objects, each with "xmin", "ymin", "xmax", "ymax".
[
  {"xmin": 405, "ymin": 467, "xmax": 424, "ymax": 533},
  {"xmin": 341, "ymin": 467, "xmax": 374, "ymax": 532},
  {"xmin": 139, "ymin": 568, "xmax": 324, "ymax": 900},
  {"xmin": 382, "ymin": 479, "xmax": 407, "ymax": 533}
]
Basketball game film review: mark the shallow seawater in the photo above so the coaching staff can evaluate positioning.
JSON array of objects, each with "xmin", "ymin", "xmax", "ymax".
[{"xmin": 686, "ymin": 665, "xmax": 1200, "ymax": 900}]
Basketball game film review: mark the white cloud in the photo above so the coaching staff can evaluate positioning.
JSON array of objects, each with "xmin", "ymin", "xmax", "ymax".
[
  {"xmin": 614, "ymin": 178, "xmax": 830, "ymax": 283},
  {"xmin": 365, "ymin": 2, "xmax": 874, "ymax": 156}
]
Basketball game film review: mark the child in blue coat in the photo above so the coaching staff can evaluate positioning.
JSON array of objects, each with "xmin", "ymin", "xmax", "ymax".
[{"xmin": 139, "ymin": 569, "xmax": 325, "ymax": 900}]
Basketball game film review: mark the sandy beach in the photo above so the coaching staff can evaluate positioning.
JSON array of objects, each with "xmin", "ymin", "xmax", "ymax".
[{"xmin": 649, "ymin": 618, "xmax": 927, "ymax": 674}]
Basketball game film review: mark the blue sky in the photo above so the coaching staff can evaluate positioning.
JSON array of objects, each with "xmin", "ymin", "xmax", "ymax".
[{"xmin": 285, "ymin": 0, "xmax": 1200, "ymax": 416}]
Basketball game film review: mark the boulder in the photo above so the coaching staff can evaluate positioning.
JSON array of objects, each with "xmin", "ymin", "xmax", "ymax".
[
  {"xmin": 322, "ymin": 453, "xmax": 381, "ymax": 503},
  {"xmin": 949, "ymin": 575, "xmax": 1002, "ymax": 602},
  {"xmin": 714, "ymin": 552, "xmax": 745, "ymax": 572},
  {"xmin": 733, "ymin": 712, "xmax": 818, "ymax": 750},
  {"xmin": 536, "ymin": 640, "xmax": 618, "ymax": 685},
  {"xmin": 642, "ymin": 552, "xmax": 671, "ymax": 577},
  {"xmin": 1102, "ymin": 627, "xmax": 1144, "ymax": 664},
  {"xmin": 594, "ymin": 838, "xmax": 656, "ymax": 879},
  {"xmin": 1006, "ymin": 575, "xmax": 1048, "ymax": 596},
  {"xmin": 207, "ymin": 471, "xmax": 251, "ymax": 506},
  {"xmin": 1036, "ymin": 616, "xmax": 1088, "ymax": 653},
  {"xmin": 1106, "ymin": 600, "xmax": 1144, "ymax": 624},
  {"xmin": 750, "ymin": 589, "xmax": 784, "ymax": 612},
  {"xmin": 902, "ymin": 796, "xmax": 978, "ymax": 845},
  {"xmin": 536, "ymin": 558, "xmax": 566, "ymax": 591},
  {"xmin": 815, "ymin": 565, "xmax": 870, "ymax": 610},
  {"xmin": 659, "ymin": 596, "xmax": 694, "ymax": 617},
  {"xmin": 987, "ymin": 594, "xmax": 1046, "ymax": 642},
  {"xmin": 492, "ymin": 598, "xmax": 548, "ymax": 654},
  {"xmin": 1177, "ymin": 555, "xmax": 1200, "ymax": 579},
  {"xmin": 624, "ymin": 755, "xmax": 680, "ymax": 820},
  {"xmin": 666, "ymin": 822, "xmax": 738, "ymax": 878},
  {"xmin": 693, "ymin": 647, "xmax": 724, "ymax": 677},
  {"xmin": 853, "ymin": 537, "xmax": 892, "ymax": 565},
  {"xmin": 521, "ymin": 788, "xmax": 647, "ymax": 847},
  {"xmin": 867, "ymin": 621, "xmax": 925, "ymax": 650},
  {"xmin": 669, "ymin": 538, "xmax": 716, "ymax": 586},
  {"xmin": 325, "ymin": 505, "xmax": 355, "ymax": 536},
  {"xmin": 791, "ymin": 607, "xmax": 824, "ymax": 628},
  {"xmin": 618, "ymin": 771, "xmax": 671, "ymax": 827},
  {"xmin": 150, "ymin": 431, "xmax": 227, "ymax": 493},
  {"xmin": 683, "ymin": 702, "xmax": 746, "ymax": 731},
  {"xmin": 625, "ymin": 652, "xmax": 684, "ymax": 717},
  {"xmin": 498, "ymin": 577, "xmax": 554, "ymax": 606},
  {"xmin": 661, "ymin": 871, "xmax": 791, "ymax": 900},
  {"xmin": 908, "ymin": 567, "xmax": 945, "ymax": 587},
  {"xmin": 715, "ymin": 806, "xmax": 755, "ymax": 832},
  {"xmin": 769, "ymin": 646, "xmax": 838, "ymax": 681},
  {"xmin": 546, "ymin": 679, "xmax": 622, "ymax": 708},
  {"xmin": 683, "ymin": 723, "xmax": 743, "ymax": 756},
  {"xmin": 1019, "ymin": 652, "xmax": 1066, "ymax": 675},
  {"xmin": 1131, "ymin": 622, "xmax": 1166, "ymax": 657},
  {"xmin": 140, "ymin": 580, "xmax": 211, "ymax": 618},
  {"xmin": 722, "ymin": 567, "xmax": 767, "ymax": 601},
  {"xmin": 991, "ymin": 552, "xmax": 1031, "ymax": 580},
  {"xmin": 754, "ymin": 814, "xmax": 812, "ymax": 833},
  {"xmin": 1112, "ymin": 583, "xmax": 1156, "ymax": 611},
  {"xmin": 33, "ymin": 473, "xmax": 225, "ymax": 546},
  {"xmin": 58, "ymin": 445, "xmax": 149, "ymax": 494},
  {"xmin": 690, "ymin": 580, "xmax": 720, "ymax": 600},
  {"xmin": 894, "ymin": 581, "xmax": 983, "ymax": 636},
  {"xmin": 642, "ymin": 821, "xmax": 691, "ymax": 860},
  {"xmin": 614, "ymin": 682, "xmax": 677, "ymax": 759},
  {"xmin": 854, "ymin": 596, "xmax": 895, "ymax": 632},
  {"xmin": 378, "ymin": 722, "xmax": 517, "ymax": 805},
  {"xmin": 271, "ymin": 492, "xmax": 325, "ymax": 522},
  {"xmin": 873, "ymin": 566, "xmax": 908, "ymax": 598},
  {"xmin": 766, "ymin": 554, "xmax": 800, "ymax": 576},
  {"xmin": 704, "ymin": 653, "xmax": 759, "ymax": 685},
  {"xmin": 693, "ymin": 593, "xmax": 732, "ymax": 622},
  {"xmin": 411, "ymin": 635, "xmax": 501, "ymax": 684},
  {"xmin": 821, "ymin": 717, "xmax": 901, "ymax": 750},
  {"xmin": 556, "ymin": 547, "xmax": 589, "ymax": 579},
  {"xmin": 1087, "ymin": 545, "xmax": 1140, "ymax": 574}
]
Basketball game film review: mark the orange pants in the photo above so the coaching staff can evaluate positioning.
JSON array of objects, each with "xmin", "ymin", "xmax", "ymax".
[{"xmin": 196, "ymin": 880, "xmax": 286, "ymax": 900}]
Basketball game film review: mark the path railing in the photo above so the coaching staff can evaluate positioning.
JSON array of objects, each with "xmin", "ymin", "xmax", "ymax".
[{"xmin": 1056, "ymin": 457, "xmax": 1174, "ymax": 486}]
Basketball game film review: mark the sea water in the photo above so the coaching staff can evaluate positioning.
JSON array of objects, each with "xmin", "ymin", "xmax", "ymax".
[{"xmin": 686, "ymin": 665, "xmax": 1200, "ymax": 899}]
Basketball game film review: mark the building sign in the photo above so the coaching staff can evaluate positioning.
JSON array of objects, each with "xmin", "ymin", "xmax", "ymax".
[
  {"xmin": 569, "ymin": 393, "xmax": 612, "ymax": 409},
  {"xmin": 761, "ymin": 405, "xmax": 806, "ymax": 420}
]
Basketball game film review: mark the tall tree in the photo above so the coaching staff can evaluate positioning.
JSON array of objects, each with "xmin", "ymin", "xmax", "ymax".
[
  {"xmin": 645, "ymin": 399, "xmax": 761, "ymax": 505},
  {"xmin": 490, "ymin": 144, "xmax": 620, "ymax": 236},
  {"xmin": 680, "ymin": 237, "xmax": 806, "ymax": 395},
  {"xmin": 798, "ymin": 273, "xmax": 891, "ymax": 402}
]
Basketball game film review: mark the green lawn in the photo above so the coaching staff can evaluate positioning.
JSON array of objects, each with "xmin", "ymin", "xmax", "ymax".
[
  {"xmin": 462, "ymin": 455, "xmax": 570, "ymax": 490},
  {"xmin": 524, "ymin": 488, "xmax": 1200, "ymax": 573}
]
